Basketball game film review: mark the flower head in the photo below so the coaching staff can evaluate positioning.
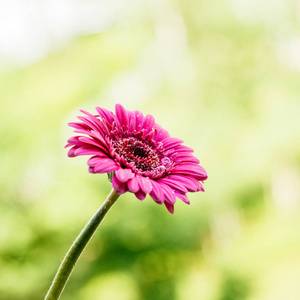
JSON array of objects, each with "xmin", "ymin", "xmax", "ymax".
[{"xmin": 65, "ymin": 104, "xmax": 207, "ymax": 213}]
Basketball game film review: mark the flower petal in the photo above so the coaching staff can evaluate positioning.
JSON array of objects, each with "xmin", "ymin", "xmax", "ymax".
[
  {"xmin": 112, "ymin": 176, "xmax": 128, "ymax": 194},
  {"xmin": 73, "ymin": 146, "xmax": 106, "ymax": 157},
  {"xmin": 174, "ymin": 192, "xmax": 190, "ymax": 204},
  {"xmin": 174, "ymin": 145, "xmax": 194, "ymax": 153},
  {"xmin": 78, "ymin": 136, "xmax": 108, "ymax": 151},
  {"xmin": 115, "ymin": 104, "xmax": 129, "ymax": 128},
  {"xmin": 164, "ymin": 202, "xmax": 174, "ymax": 214},
  {"xmin": 137, "ymin": 176, "xmax": 152, "ymax": 194},
  {"xmin": 95, "ymin": 107, "xmax": 115, "ymax": 124},
  {"xmin": 115, "ymin": 168, "xmax": 134, "ymax": 183},
  {"xmin": 67, "ymin": 147, "xmax": 77, "ymax": 157},
  {"xmin": 175, "ymin": 153, "xmax": 200, "ymax": 164},
  {"xmin": 157, "ymin": 178, "xmax": 188, "ymax": 193},
  {"xmin": 87, "ymin": 155, "xmax": 109, "ymax": 166},
  {"xmin": 163, "ymin": 175, "xmax": 202, "ymax": 192},
  {"xmin": 92, "ymin": 158, "xmax": 119, "ymax": 173},
  {"xmin": 135, "ymin": 190, "xmax": 146, "ymax": 200},
  {"xmin": 160, "ymin": 184, "xmax": 176, "ymax": 204},
  {"xmin": 171, "ymin": 164, "xmax": 208, "ymax": 180},
  {"xmin": 134, "ymin": 110, "xmax": 144, "ymax": 129},
  {"xmin": 162, "ymin": 137, "xmax": 183, "ymax": 150},
  {"xmin": 68, "ymin": 122, "xmax": 90, "ymax": 131},
  {"xmin": 128, "ymin": 113, "xmax": 136, "ymax": 133},
  {"xmin": 142, "ymin": 114, "xmax": 155, "ymax": 134},
  {"xmin": 153, "ymin": 123, "xmax": 170, "ymax": 141},
  {"xmin": 127, "ymin": 176, "xmax": 140, "ymax": 193},
  {"xmin": 198, "ymin": 181, "xmax": 205, "ymax": 192},
  {"xmin": 67, "ymin": 135, "xmax": 109, "ymax": 155},
  {"xmin": 77, "ymin": 115, "xmax": 103, "ymax": 133},
  {"xmin": 79, "ymin": 110, "xmax": 106, "ymax": 134},
  {"xmin": 149, "ymin": 180, "xmax": 164, "ymax": 204}
]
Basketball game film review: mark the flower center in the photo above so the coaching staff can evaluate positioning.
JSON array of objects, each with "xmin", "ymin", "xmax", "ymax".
[
  {"xmin": 133, "ymin": 145, "xmax": 147, "ymax": 158},
  {"xmin": 112, "ymin": 137, "xmax": 170, "ymax": 178}
]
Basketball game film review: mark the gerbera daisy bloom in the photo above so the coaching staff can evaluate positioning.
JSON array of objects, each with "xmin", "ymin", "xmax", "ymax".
[{"xmin": 65, "ymin": 104, "xmax": 207, "ymax": 213}]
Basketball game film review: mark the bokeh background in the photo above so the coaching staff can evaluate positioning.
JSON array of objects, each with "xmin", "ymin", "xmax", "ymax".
[{"xmin": 1, "ymin": 0, "xmax": 300, "ymax": 299}]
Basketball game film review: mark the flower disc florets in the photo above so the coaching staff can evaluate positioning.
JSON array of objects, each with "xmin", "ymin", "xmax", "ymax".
[
  {"xmin": 65, "ymin": 104, "xmax": 207, "ymax": 213},
  {"xmin": 112, "ymin": 137, "xmax": 169, "ymax": 177}
]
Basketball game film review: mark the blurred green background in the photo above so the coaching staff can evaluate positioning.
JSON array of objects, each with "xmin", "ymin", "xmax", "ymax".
[{"xmin": 1, "ymin": 0, "xmax": 300, "ymax": 299}]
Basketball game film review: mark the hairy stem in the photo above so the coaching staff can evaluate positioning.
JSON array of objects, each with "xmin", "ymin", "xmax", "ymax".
[{"xmin": 45, "ymin": 189, "xmax": 120, "ymax": 300}]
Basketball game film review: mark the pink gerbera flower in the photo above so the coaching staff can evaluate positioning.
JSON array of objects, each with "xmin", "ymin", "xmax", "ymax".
[{"xmin": 65, "ymin": 104, "xmax": 207, "ymax": 214}]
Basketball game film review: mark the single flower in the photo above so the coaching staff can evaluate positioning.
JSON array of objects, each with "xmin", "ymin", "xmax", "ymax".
[
  {"xmin": 46, "ymin": 104, "xmax": 208, "ymax": 300},
  {"xmin": 65, "ymin": 104, "xmax": 207, "ymax": 213}
]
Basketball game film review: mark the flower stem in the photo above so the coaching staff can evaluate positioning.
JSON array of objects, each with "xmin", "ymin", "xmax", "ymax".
[{"xmin": 45, "ymin": 189, "xmax": 120, "ymax": 300}]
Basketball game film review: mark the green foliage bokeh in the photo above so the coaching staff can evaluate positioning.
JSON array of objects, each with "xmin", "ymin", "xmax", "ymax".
[{"xmin": 1, "ymin": 0, "xmax": 300, "ymax": 299}]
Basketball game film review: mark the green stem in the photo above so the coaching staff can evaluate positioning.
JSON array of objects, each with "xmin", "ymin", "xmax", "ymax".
[{"xmin": 45, "ymin": 189, "xmax": 120, "ymax": 300}]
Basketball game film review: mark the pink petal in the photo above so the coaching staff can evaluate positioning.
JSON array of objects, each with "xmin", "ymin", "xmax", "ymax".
[
  {"xmin": 65, "ymin": 143, "xmax": 72, "ymax": 149},
  {"xmin": 160, "ymin": 184, "xmax": 176, "ymax": 204},
  {"xmin": 112, "ymin": 176, "xmax": 128, "ymax": 194},
  {"xmin": 92, "ymin": 158, "xmax": 119, "ymax": 173},
  {"xmin": 95, "ymin": 107, "xmax": 115, "ymax": 124},
  {"xmin": 68, "ymin": 147, "xmax": 77, "ymax": 157},
  {"xmin": 174, "ymin": 192, "xmax": 190, "ymax": 204},
  {"xmin": 134, "ymin": 110, "xmax": 144, "ymax": 130},
  {"xmin": 115, "ymin": 168, "xmax": 134, "ymax": 183},
  {"xmin": 66, "ymin": 136, "xmax": 83, "ymax": 146},
  {"xmin": 175, "ymin": 153, "xmax": 200, "ymax": 164},
  {"xmin": 79, "ymin": 110, "xmax": 105, "ymax": 134},
  {"xmin": 163, "ymin": 175, "xmax": 201, "ymax": 192},
  {"xmin": 127, "ymin": 176, "xmax": 140, "ymax": 193},
  {"xmin": 68, "ymin": 122, "xmax": 90, "ymax": 131},
  {"xmin": 89, "ymin": 166, "xmax": 96, "ymax": 173},
  {"xmin": 137, "ymin": 176, "xmax": 152, "ymax": 194},
  {"xmin": 142, "ymin": 114, "xmax": 155, "ymax": 134},
  {"xmin": 77, "ymin": 115, "xmax": 102, "ymax": 133},
  {"xmin": 87, "ymin": 155, "xmax": 109, "ymax": 166},
  {"xmin": 171, "ymin": 164, "xmax": 208, "ymax": 180},
  {"xmin": 183, "ymin": 176, "xmax": 205, "ymax": 192},
  {"xmin": 153, "ymin": 123, "xmax": 170, "ymax": 141},
  {"xmin": 198, "ymin": 181, "xmax": 205, "ymax": 192},
  {"xmin": 174, "ymin": 145, "xmax": 194, "ymax": 153},
  {"xmin": 157, "ymin": 178, "xmax": 188, "ymax": 193},
  {"xmin": 66, "ymin": 135, "xmax": 109, "ymax": 156},
  {"xmin": 115, "ymin": 104, "xmax": 129, "ymax": 128},
  {"xmin": 149, "ymin": 180, "xmax": 164, "ymax": 204},
  {"xmin": 73, "ymin": 146, "xmax": 106, "ymax": 157},
  {"xmin": 135, "ymin": 190, "xmax": 146, "ymax": 200},
  {"xmin": 78, "ymin": 129, "xmax": 107, "ymax": 145},
  {"xmin": 144, "ymin": 129, "xmax": 155, "ymax": 141},
  {"xmin": 78, "ymin": 136, "xmax": 108, "ymax": 151},
  {"xmin": 128, "ymin": 113, "xmax": 136, "ymax": 132},
  {"xmin": 162, "ymin": 137, "xmax": 183, "ymax": 150},
  {"xmin": 164, "ymin": 202, "xmax": 174, "ymax": 214}
]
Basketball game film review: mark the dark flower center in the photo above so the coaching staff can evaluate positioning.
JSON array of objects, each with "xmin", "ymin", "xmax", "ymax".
[
  {"xmin": 112, "ymin": 137, "xmax": 170, "ymax": 178},
  {"xmin": 133, "ymin": 145, "xmax": 147, "ymax": 158}
]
